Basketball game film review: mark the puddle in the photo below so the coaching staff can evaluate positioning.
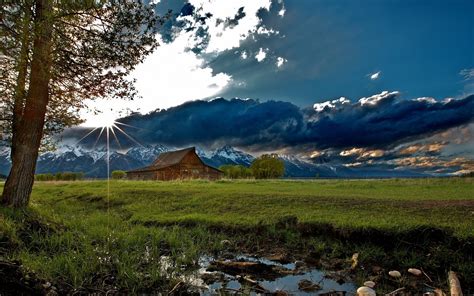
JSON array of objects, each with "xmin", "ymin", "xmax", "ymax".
[{"xmin": 192, "ymin": 255, "xmax": 357, "ymax": 295}]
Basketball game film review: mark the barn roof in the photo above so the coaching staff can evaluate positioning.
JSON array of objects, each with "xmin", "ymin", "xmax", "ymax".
[
  {"xmin": 151, "ymin": 147, "xmax": 195, "ymax": 168},
  {"xmin": 127, "ymin": 147, "xmax": 221, "ymax": 173}
]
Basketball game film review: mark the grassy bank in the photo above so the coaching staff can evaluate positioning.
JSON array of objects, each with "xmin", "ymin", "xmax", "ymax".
[{"xmin": 1, "ymin": 178, "xmax": 473, "ymax": 293}]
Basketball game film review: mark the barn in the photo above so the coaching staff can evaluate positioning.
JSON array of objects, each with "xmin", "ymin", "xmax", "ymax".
[{"xmin": 126, "ymin": 147, "xmax": 223, "ymax": 181}]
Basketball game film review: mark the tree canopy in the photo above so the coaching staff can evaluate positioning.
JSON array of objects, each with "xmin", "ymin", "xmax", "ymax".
[
  {"xmin": 1, "ymin": 0, "xmax": 167, "ymax": 207},
  {"xmin": 250, "ymin": 154, "xmax": 285, "ymax": 179}
]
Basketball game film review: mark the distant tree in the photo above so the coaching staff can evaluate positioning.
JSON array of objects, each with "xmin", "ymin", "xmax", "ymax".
[
  {"xmin": 111, "ymin": 170, "xmax": 126, "ymax": 180},
  {"xmin": 1, "ymin": 0, "xmax": 165, "ymax": 207},
  {"xmin": 250, "ymin": 154, "xmax": 285, "ymax": 179},
  {"xmin": 219, "ymin": 165, "xmax": 253, "ymax": 179}
]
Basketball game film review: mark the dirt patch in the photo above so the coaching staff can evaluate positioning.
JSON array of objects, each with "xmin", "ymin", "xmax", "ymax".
[
  {"xmin": 415, "ymin": 199, "xmax": 474, "ymax": 209},
  {"xmin": 0, "ymin": 260, "xmax": 48, "ymax": 295}
]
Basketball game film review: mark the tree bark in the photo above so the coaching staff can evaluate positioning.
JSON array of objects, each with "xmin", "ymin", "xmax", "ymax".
[
  {"xmin": 2, "ymin": 0, "xmax": 54, "ymax": 208},
  {"xmin": 10, "ymin": 4, "xmax": 31, "ymax": 161}
]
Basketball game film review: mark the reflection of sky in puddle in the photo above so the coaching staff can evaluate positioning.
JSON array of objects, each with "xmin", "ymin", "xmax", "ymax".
[{"xmin": 197, "ymin": 255, "xmax": 357, "ymax": 295}]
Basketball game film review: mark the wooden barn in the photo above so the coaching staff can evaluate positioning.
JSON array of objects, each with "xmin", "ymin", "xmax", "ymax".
[{"xmin": 126, "ymin": 147, "xmax": 223, "ymax": 181}]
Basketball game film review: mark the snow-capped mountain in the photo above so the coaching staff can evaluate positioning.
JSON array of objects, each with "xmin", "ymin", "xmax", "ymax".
[
  {"xmin": 207, "ymin": 145, "xmax": 255, "ymax": 166},
  {"xmin": 125, "ymin": 144, "xmax": 170, "ymax": 164},
  {"xmin": 0, "ymin": 143, "xmax": 430, "ymax": 178}
]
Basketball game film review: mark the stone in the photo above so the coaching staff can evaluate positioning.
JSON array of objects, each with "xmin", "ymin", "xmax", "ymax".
[
  {"xmin": 357, "ymin": 286, "xmax": 376, "ymax": 296},
  {"xmin": 389, "ymin": 270, "xmax": 402, "ymax": 278},
  {"xmin": 42, "ymin": 281, "xmax": 52, "ymax": 289},
  {"xmin": 408, "ymin": 268, "xmax": 422, "ymax": 276},
  {"xmin": 220, "ymin": 239, "xmax": 231, "ymax": 247},
  {"xmin": 298, "ymin": 279, "xmax": 322, "ymax": 291},
  {"xmin": 363, "ymin": 280, "xmax": 376, "ymax": 288},
  {"xmin": 295, "ymin": 260, "xmax": 305, "ymax": 269}
]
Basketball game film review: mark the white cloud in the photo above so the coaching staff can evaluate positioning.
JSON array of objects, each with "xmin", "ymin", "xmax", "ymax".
[
  {"xmin": 313, "ymin": 97, "xmax": 350, "ymax": 112},
  {"xmin": 460, "ymin": 68, "xmax": 474, "ymax": 80},
  {"xmin": 255, "ymin": 48, "xmax": 268, "ymax": 62},
  {"xmin": 359, "ymin": 91, "xmax": 399, "ymax": 106},
  {"xmin": 82, "ymin": 33, "xmax": 232, "ymax": 127},
  {"xmin": 415, "ymin": 97, "xmax": 437, "ymax": 104},
  {"xmin": 256, "ymin": 26, "xmax": 279, "ymax": 36},
  {"xmin": 278, "ymin": 8, "xmax": 286, "ymax": 17},
  {"xmin": 276, "ymin": 56, "xmax": 287, "ymax": 68},
  {"xmin": 369, "ymin": 71, "xmax": 381, "ymax": 80},
  {"xmin": 81, "ymin": 0, "xmax": 281, "ymax": 127},
  {"xmin": 185, "ymin": 0, "xmax": 272, "ymax": 53}
]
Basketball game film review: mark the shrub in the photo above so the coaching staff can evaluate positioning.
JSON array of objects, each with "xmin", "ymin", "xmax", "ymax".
[
  {"xmin": 250, "ymin": 154, "xmax": 285, "ymax": 179},
  {"xmin": 219, "ymin": 165, "xmax": 253, "ymax": 179},
  {"xmin": 35, "ymin": 172, "xmax": 83, "ymax": 181},
  {"xmin": 111, "ymin": 170, "xmax": 126, "ymax": 179}
]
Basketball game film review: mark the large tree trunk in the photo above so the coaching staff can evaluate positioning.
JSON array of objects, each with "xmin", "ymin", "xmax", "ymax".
[{"xmin": 2, "ymin": 0, "xmax": 53, "ymax": 208}]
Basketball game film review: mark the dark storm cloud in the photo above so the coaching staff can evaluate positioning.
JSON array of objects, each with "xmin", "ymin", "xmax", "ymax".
[{"xmin": 65, "ymin": 93, "xmax": 474, "ymax": 151}]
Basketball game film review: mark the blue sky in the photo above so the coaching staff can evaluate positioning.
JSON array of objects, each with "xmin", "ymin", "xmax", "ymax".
[
  {"xmin": 75, "ymin": 0, "xmax": 473, "ymax": 175},
  {"xmin": 210, "ymin": 0, "xmax": 474, "ymax": 105}
]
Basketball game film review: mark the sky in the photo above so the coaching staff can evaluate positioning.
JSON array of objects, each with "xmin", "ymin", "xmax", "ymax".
[{"xmin": 73, "ymin": 0, "xmax": 474, "ymax": 175}]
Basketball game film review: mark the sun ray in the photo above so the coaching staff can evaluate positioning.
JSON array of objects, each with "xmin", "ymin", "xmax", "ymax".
[
  {"xmin": 75, "ymin": 127, "xmax": 99, "ymax": 145},
  {"xmin": 93, "ymin": 126, "xmax": 106, "ymax": 149},
  {"xmin": 114, "ymin": 121, "xmax": 146, "ymax": 130},
  {"xmin": 114, "ymin": 124, "xmax": 144, "ymax": 147},
  {"xmin": 109, "ymin": 124, "xmax": 122, "ymax": 149}
]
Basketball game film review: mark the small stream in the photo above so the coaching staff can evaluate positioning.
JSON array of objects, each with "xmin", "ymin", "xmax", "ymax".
[{"xmin": 185, "ymin": 255, "xmax": 357, "ymax": 295}]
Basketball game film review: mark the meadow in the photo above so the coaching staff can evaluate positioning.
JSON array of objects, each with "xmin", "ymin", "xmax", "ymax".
[{"xmin": 1, "ymin": 178, "xmax": 473, "ymax": 294}]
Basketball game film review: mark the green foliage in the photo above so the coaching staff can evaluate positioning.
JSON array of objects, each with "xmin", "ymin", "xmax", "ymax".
[
  {"xmin": 111, "ymin": 170, "xmax": 126, "ymax": 180},
  {"xmin": 250, "ymin": 154, "xmax": 285, "ymax": 179},
  {"xmin": 219, "ymin": 165, "xmax": 253, "ymax": 179},
  {"xmin": 36, "ymin": 172, "xmax": 83, "ymax": 181}
]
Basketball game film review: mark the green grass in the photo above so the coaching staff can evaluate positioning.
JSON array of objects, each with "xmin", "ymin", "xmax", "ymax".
[
  {"xmin": 29, "ymin": 178, "xmax": 474, "ymax": 237},
  {"xmin": 1, "ymin": 178, "xmax": 473, "ymax": 292}
]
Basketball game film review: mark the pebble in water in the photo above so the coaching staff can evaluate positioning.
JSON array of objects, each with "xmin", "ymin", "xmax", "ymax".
[
  {"xmin": 389, "ymin": 270, "xmax": 402, "ymax": 278},
  {"xmin": 408, "ymin": 268, "xmax": 422, "ymax": 276},
  {"xmin": 363, "ymin": 280, "xmax": 375, "ymax": 288},
  {"xmin": 357, "ymin": 286, "xmax": 376, "ymax": 296}
]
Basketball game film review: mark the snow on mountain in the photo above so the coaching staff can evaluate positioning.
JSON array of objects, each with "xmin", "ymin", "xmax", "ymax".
[
  {"xmin": 0, "ymin": 143, "xmax": 431, "ymax": 178},
  {"xmin": 211, "ymin": 145, "xmax": 255, "ymax": 165},
  {"xmin": 126, "ymin": 144, "xmax": 170, "ymax": 164}
]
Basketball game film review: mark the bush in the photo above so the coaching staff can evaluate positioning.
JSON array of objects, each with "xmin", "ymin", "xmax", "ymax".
[
  {"xmin": 250, "ymin": 154, "xmax": 285, "ymax": 179},
  {"xmin": 111, "ymin": 170, "xmax": 126, "ymax": 179},
  {"xmin": 35, "ymin": 173, "xmax": 54, "ymax": 181},
  {"xmin": 36, "ymin": 172, "xmax": 83, "ymax": 181},
  {"xmin": 219, "ymin": 165, "xmax": 253, "ymax": 179}
]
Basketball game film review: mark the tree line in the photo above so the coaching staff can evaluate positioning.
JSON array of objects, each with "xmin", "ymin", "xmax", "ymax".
[
  {"xmin": 35, "ymin": 172, "xmax": 84, "ymax": 181},
  {"xmin": 219, "ymin": 154, "xmax": 285, "ymax": 179}
]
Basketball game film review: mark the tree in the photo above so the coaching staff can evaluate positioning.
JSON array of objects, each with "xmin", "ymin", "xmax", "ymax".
[
  {"xmin": 111, "ymin": 170, "xmax": 126, "ymax": 180},
  {"xmin": 1, "ymin": 0, "xmax": 163, "ymax": 207},
  {"xmin": 219, "ymin": 164, "xmax": 253, "ymax": 179},
  {"xmin": 250, "ymin": 154, "xmax": 285, "ymax": 179}
]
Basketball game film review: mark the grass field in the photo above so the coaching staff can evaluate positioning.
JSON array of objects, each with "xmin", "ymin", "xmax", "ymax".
[{"xmin": 1, "ymin": 178, "xmax": 473, "ymax": 293}]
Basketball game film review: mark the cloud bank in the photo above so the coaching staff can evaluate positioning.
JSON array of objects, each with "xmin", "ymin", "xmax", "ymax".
[{"xmin": 68, "ymin": 92, "xmax": 474, "ymax": 153}]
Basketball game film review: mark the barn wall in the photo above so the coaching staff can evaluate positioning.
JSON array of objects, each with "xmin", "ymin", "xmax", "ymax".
[{"xmin": 127, "ymin": 150, "xmax": 223, "ymax": 181}]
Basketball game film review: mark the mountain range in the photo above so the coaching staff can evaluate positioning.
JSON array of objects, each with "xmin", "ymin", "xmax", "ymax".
[{"xmin": 0, "ymin": 144, "xmax": 429, "ymax": 178}]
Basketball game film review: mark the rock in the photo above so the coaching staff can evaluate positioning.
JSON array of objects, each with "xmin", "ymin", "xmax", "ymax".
[
  {"xmin": 267, "ymin": 252, "xmax": 292, "ymax": 264},
  {"xmin": 295, "ymin": 260, "xmax": 305, "ymax": 269},
  {"xmin": 408, "ymin": 268, "xmax": 422, "ymax": 276},
  {"xmin": 357, "ymin": 286, "xmax": 376, "ymax": 296},
  {"xmin": 389, "ymin": 270, "xmax": 402, "ymax": 278},
  {"xmin": 351, "ymin": 253, "xmax": 359, "ymax": 269},
  {"xmin": 42, "ymin": 281, "xmax": 52, "ymax": 289},
  {"xmin": 298, "ymin": 279, "xmax": 322, "ymax": 291},
  {"xmin": 220, "ymin": 240, "xmax": 231, "ymax": 247},
  {"xmin": 363, "ymin": 280, "xmax": 376, "ymax": 288}
]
